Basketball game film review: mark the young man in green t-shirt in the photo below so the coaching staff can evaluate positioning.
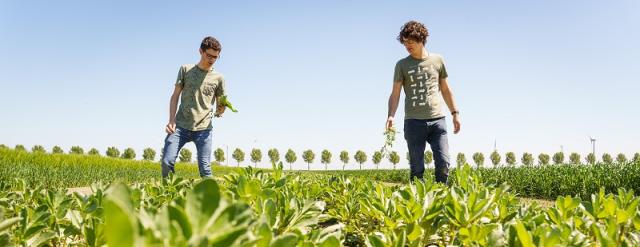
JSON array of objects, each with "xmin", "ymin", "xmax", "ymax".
[
  {"xmin": 386, "ymin": 21, "xmax": 461, "ymax": 184},
  {"xmin": 161, "ymin": 36, "xmax": 226, "ymax": 178}
]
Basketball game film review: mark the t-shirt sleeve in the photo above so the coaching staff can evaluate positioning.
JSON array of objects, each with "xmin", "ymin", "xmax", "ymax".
[
  {"xmin": 393, "ymin": 61, "xmax": 404, "ymax": 83},
  {"xmin": 215, "ymin": 76, "xmax": 226, "ymax": 97},
  {"xmin": 175, "ymin": 65, "xmax": 186, "ymax": 86},
  {"xmin": 439, "ymin": 57, "xmax": 448, "ymax": 79}
]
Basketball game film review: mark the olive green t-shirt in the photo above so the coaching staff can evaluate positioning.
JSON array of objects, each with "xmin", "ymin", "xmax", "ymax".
[
  {"xmin": 393, "ymin": 53, "xmax": 448, "ymax": 120},
  {"xmin": 174, "ymin": 64, "xmax": 226, "ymax": 131}
]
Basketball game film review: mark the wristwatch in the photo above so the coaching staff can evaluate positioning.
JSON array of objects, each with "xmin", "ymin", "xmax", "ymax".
[{"xmin": 451, "ymin": 110, "xmax": 460, "ymax": 116}]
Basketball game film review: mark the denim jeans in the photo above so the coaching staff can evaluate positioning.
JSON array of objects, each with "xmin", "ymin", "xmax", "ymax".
[
  {"xmin": 404, "ymin": 118, "xmax": 451, "ymax": 184},
  {"xmin": 161, "ymin": 127, "xmax": 213, "ymax": 178}
]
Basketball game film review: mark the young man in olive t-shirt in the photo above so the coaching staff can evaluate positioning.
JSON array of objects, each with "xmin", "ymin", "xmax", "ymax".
[
  {"xmin": 386, "ymin": 21, "xmax": 461, "ymax": 184},
  {"xmin": 161, "ymin": 36, "xmax": 226, "ymax": 178}
]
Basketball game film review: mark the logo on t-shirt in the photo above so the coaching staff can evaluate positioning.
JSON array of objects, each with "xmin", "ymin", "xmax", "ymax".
[{"xmin": 203, "ymin": 84, "xmax": 216, "ymax": 96}]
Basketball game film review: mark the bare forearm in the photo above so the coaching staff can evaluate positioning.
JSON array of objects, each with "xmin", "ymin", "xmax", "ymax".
[
  {"xmin": 387, "ymin": 94, "xmax": 400, "ymax": 117},
  {"xmin": 441, "ymin": 88, "xmax": 457, "ymax": 113},
  {"xmin": 169, "ymin": 95, "xmax": 179, "ymax": 122},
  {"xmin": 385, "ymin": 82, "xmax": 403, "ymax": 129}
]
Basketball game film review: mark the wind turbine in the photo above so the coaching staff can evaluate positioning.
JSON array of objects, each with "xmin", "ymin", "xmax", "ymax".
[{"xmin": 589, "ymin": 136, "xmax": 596, "ymax": 160}]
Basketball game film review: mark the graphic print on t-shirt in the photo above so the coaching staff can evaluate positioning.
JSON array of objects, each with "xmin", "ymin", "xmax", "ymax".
[{"xmin": 406, "ymin": 63, "xmax": 438, "ymax": 107}]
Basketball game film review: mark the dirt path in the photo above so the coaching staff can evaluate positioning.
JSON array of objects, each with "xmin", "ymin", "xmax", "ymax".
[
  {"xmin": 519, "ymin": 197, "xmax": 554, "ymax": 208},
  {"xmin": 66, "ymin": 187, "xmax": 93, "ymax": 195}
]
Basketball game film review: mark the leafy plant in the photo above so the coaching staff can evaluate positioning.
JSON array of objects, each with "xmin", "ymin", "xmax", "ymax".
[
  {"xmin": 217, "ymin": 95, "xmax": 238, "ymax": 113},
  {"xmin": 380, "ymin": 127, "xmax": 397, "ymax": 159},
  {"xmin": 425, "ymin": 151, "xmax": 434, "ymax": 167},
  {"xmin": 179, "ymin": 148, "xmax": 192, "ymax": 163}
]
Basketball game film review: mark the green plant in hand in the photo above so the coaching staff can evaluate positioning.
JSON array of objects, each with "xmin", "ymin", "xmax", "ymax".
[
  {"xmin": 217, "ymin": 95, "xmax": 238, "ymax": 113},
  {"xmin": 380, "ymin": 127, "xmax": 397, "ymax": 159}
]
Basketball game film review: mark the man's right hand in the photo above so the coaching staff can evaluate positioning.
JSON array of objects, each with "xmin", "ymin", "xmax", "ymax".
[
  {"xmin": 214, "ymin": 103, "xmax": 225, "ymax": 118},
  {"xmin": 386, "ymin": 116, "xmax": 394, "ymax": 130},
  {"xmin": 165, "ymin": 122, "xmax": 177, "ymax": 134}
]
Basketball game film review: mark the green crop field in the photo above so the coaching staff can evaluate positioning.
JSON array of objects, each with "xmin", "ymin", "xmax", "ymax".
[
  {"xmin": 309, "ymin": 162, "xmax": 640, "ymax": 200},
  {"xmin": 1, "ymin": 147, "xmax": 640, "ymax": 246}
]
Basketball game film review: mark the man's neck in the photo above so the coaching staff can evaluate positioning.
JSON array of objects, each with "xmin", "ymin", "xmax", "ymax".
[
  {"xmin": 197, "ymin": 62, "xmax": 212, "ymax": 71},
  {"xmin": 410, "ymin": 47, "xmax": 429, "ymax": 59}
]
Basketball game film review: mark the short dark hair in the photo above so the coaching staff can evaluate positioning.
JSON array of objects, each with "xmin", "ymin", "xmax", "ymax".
[
  {"xmin": 200, "ymin": 36, "xmax": 222, "ymax": 52},
  {"xmin": 397, "ymin": 21, "xmax": 429, "ymax": 45}
]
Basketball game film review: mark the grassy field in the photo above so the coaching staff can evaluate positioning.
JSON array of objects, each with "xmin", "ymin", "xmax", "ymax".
[
  {"xmin": 0, "ymin": 148, "xmax": 240, "ymax": 188},
  {"xmin": 305, "ymin": 162, "xmax": 640, "ymax": 200},
  {"xmin": 3, "ymin": 147, "xmax": 640, "ymax": 200}
]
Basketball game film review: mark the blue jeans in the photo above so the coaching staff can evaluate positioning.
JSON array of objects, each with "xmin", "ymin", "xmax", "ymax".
[
  {"xmin": 161, "ymin": 127, "xmax": 213, "ymax": 178},
  {"xmin": 404, "ymin": 118, "xmax": 451, "ymax": 184}
]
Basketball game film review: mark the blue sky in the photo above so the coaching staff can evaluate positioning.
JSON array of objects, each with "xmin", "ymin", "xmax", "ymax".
[{"xmin": 1, "ymin": 1, "xmax": 639, "ymax": 169}]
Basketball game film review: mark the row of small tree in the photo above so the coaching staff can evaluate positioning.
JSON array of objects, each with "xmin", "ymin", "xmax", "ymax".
[
  {"xmin": 221, "ymin": 148, "xmax": 390, "ymax": 170},
  {"xmin": 2, "ymin": 144, "xmax": 396, "ymax": 169},
  {"xmin": 1, "ymin": 144, "xmax": 184, "ymax": 162},
  {"xmin": 3, "ymin": 144, "xmax": 639, "ymax": 169},
  {"xmin": 458, "ymin": 151, "xmax": 640, "ymax": 167},
  {"xmin": 215, "ymin": 148, "xmax": 640, "ymax": 170}
]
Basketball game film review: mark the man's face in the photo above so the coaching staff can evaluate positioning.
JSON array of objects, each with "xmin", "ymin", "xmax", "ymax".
[
  {"xmin": 199, "ymin": 48, "xmax": 220, "ymax": 67},
  {"xmin": 402, "ymin": 39, "xmax": 423, "ymax": 56}
]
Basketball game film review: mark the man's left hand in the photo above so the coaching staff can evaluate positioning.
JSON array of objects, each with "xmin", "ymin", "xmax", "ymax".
[{"xmin": 453, "ymin": 115, "xmax": 461, "ymax": 134}]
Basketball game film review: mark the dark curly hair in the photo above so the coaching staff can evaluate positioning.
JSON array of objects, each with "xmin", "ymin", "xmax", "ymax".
[
  {"xmin": 200, "ymin": 36, "xmax": 222, "ymax": 52},
  {"xmin": 397, "ymin": 21, "xmax": 429, "ymax": 45}
]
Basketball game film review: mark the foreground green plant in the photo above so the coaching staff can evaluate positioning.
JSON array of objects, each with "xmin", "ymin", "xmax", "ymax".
[{"xmin": 2, "ymin": 149, "xmax": 640, "ymax": 246}]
